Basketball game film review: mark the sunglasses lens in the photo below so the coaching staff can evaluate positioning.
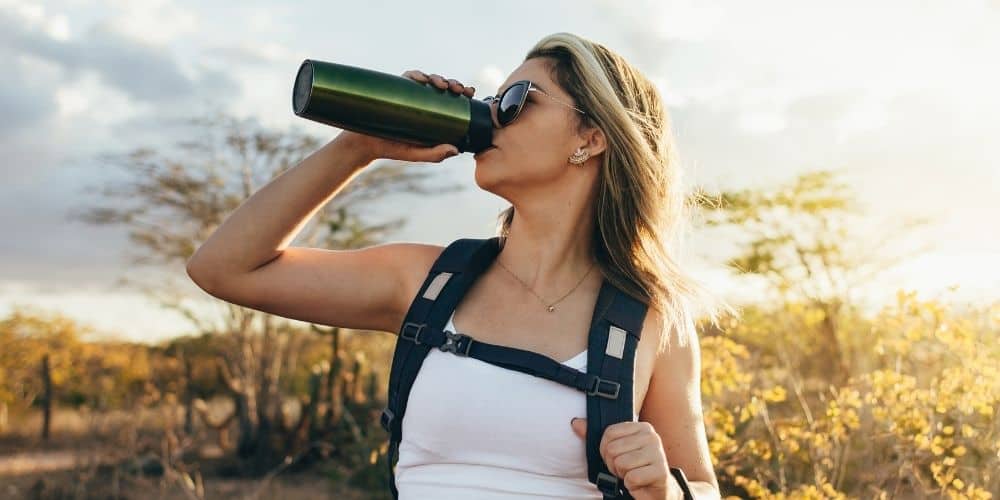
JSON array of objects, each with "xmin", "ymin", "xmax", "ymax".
[{"xmin": 497, "ymin": 83, "xmax": 528, "ymax": 126}]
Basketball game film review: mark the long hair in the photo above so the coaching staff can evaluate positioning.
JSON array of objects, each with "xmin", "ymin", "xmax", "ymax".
[{"xmin": 495, "ymin": 32, "xmax": 733, "ymax": 350}]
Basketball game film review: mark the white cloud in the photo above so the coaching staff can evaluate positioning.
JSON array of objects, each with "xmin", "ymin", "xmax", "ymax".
[
  {"xmin": 737, "ymin": 111, "xmax": 787, "ymax": 135},
  {"xmin": 98, "ymin": 0, "xmax": 198, "ymax": 46},
  {"xmin": 597, "ymin": 0, "xmax": 724, "ymax": 42},
  {"xmin": 649, "ymin": 75, "xmax": 688, "ymax": 108},
  {"xmin": 605, "ymin": 0, "xmax": 1000, "ymax": 139},
  {"xmin": 243, "ymin": 5, "xmax": 281, "ymax": 34},
  {"xmin": 204, "ymin": 40, "xmax": 296, "ymax": 66},
  {"xmin": 5, "ymin": 0, "xmax": 44, "ymax": 22},
  {"xmin": 54, "ymin": 84, "xmax": 88, "ymax": 115},
  {"xmin": 651, "ymin": 1, "xmax": 725, "ymax": 42},
  {"xmin": 53, "ymin": 71, "xmax": 140, "ymax": 124},
  {"xmin": 831, "ymin": 95, "xmax": 890, "ymax": 144},
  {"xmin": 475, "ymin": 64, "xmax": 508, "ymax": 95},
  {"xmin": 46, "ymin": 13, "xmax": 70, "ymax": 40}
]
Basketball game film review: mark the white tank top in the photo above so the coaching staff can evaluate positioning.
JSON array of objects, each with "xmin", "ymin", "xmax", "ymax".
[{"xmin": 394, "ymin": 310, "xmax": 638, "ymax": 499}]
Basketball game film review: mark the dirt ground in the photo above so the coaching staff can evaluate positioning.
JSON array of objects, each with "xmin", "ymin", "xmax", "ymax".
[
  {"xmin": 0, "ymin": 453, "xmax": 380, "ymax": 499},
  {"xmin": 0, "ymin": 470, "xmax": 371, "ymax": 500},
  {"xmin": 0, "ymin": 407, "xmax": 386, "ymax": 499}
]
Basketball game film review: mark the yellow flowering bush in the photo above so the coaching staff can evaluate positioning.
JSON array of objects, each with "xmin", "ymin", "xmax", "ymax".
[{"xmin": 701, "ymin": 291, "xmax": 999, "ymax": 498}]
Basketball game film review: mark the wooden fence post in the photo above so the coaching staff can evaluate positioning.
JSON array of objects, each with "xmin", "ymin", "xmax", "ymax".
[{"xmin": 41, "ymin": 354, "xmax": 52, "ymax": 440}]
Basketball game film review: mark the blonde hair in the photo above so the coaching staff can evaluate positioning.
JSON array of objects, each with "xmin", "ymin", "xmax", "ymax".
[{"xmin": 496, "ymin": 32, "xmax": 733, "ymax": 350}]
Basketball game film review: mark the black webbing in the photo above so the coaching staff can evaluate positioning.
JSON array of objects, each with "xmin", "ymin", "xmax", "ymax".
[
  {"xmin": 586, "ymin": 281, "xmax": 647, "ymax": 499},
  {"xmin": 394, "ymin": 323, "xmax": 622, "ymax": 398},
  {"xmin": 381, "ymin": 237, "xmax": 501, "ymax": 498},
  {"xmin": 380, "ymin": 237, "xmax": 648, "ymax": 499}
]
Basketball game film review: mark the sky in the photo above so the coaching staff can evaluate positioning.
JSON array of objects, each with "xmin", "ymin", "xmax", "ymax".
[{"xmin": 1, "ymin": 0, "xmax": 998, "ymax": 343}]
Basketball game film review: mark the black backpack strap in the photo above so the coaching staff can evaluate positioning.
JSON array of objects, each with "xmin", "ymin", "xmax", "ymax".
[
  {"xmin": 391, "ymin": 326, "xmax": 622, "ymax": 397},
  {"xmin": 585, "ymin": 280, "xmax": 648, "ymax": 499},
  {"xmin": 379, "ymin": 239, "xmax": 648, "ymax": 499},
  {"xmin": 380, "ymin": 237, "xmax": 501, "ymax": 498}
]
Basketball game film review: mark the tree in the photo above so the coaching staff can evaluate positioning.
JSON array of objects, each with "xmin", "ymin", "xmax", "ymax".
[
  {"xmin": 70, "ymin": 113, "xmax": 461, "ymax": 472},
  {"xmin": 692, "ymin": 169, "xmax": 931, "ymax": 384},
  {"xmin": 0, "ymin": 308, "xmax": 88, "ymax": 412},
  {"xmin": 0, "ymin": 306, "xmax": 153, "ymax": 435}
]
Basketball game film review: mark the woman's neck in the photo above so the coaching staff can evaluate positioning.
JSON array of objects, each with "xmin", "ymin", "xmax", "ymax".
[{"xmin": 497, "ymin": 200, "xmax": 598, "ymax": 299}]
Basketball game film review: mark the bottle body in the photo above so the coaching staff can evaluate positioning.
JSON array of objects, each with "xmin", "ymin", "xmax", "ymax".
[{"xmin": 292, "ymin": 60, "xmax": 493, "ymax": 153}]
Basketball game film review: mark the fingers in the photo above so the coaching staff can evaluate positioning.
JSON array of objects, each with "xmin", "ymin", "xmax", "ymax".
[
  {"xmin": 401, "ymin": 70, "xmax": 429, "ymax": 83},
  {"xmin": 622, "ymin": 463, "xmax": 663, "ymax": 493},
  {"xmin": 599, "ymin": 422, "xmax": 646, "ymax": 461},
  {"xmin": 422, "ymin": 144, "xmax": 460, "ymax": 163},
  {"xmin": 599, "ymin": 422, "xmax": 663, "ymax": 478},
  {"xmin": 398, "ymin": 142, "xmax": 460, "ymax": 163},
  {"xmin": 604, "ymin": 433, "xmax": 648, "ymax": 462},
  {"xmin": 402, "ymin": 70, "xmax": 475, "ymax": 97},
  {"xmin": 607, "ymin": 444, "xmax": 654, "ymax": 477}
]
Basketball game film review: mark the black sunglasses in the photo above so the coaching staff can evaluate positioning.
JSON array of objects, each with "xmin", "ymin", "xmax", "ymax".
[{"xmin": 483, "ymin": 80, "xmax": 587, "ymax": 128}]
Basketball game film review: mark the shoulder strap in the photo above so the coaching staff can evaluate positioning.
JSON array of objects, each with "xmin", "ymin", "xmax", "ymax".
[
  {"xmin": 586, "ymin": 281, "xmax": 648, "ymax": 499},
  {"xmin": 380, "ymin": 237, "xmax": 500, "ymax": 499}
]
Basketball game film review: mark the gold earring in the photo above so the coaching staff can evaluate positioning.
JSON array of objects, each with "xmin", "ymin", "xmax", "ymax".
[{"xmin": 568, "ymin": 147, "xmax": 590, "ymax": 165}]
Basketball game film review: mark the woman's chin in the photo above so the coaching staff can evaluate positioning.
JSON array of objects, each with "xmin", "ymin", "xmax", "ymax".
[
  {"xmin": 474, "ymin": 159, "xmax": 511, "ymax": 193},
  {"xmin": 473, "ymin": 161, "xmax": 496, "ymax": 190}
]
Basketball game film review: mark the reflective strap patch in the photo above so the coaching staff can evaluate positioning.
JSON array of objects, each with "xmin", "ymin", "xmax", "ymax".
[
  {"xmin": 606, "ymin": 325, "xmax": 627, "ymax": 359},
  {"xmin": 422, "ymin": 272, "xmax": 453, "ymax": 300}
]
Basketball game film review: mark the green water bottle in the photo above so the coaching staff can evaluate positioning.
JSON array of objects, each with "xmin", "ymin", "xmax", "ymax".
[{"xmin": 292, "ymin": 59, "xmax": 494, "ymax": 154}]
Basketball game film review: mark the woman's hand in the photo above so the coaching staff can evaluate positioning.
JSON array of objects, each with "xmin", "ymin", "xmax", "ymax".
[
  {"xmin": 571, "ymin": 418, "xmax": 680, "ymax": 500},
  {"xmin": 330, "ymin": 70, "xmax": 476, "ymax": 165}
]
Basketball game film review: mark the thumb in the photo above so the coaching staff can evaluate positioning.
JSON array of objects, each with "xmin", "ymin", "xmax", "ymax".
[{"xmin": 570, "ymin": 417, "xmax": 587, "ymax": 439}]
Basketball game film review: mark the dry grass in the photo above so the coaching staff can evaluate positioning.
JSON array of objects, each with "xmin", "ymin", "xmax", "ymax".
[
  {"xmin": 1, "ymin": 468, "xmax": 370, "ymax": 500},
  {"xmin": 0, "ymin": 403, "xmax": 378, "ymax": 499}
]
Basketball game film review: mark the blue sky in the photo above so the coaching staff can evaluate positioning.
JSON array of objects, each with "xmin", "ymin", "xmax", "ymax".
[{"xmin": 2, "ymin": 0, "xmax": 998, "ymax": 342}]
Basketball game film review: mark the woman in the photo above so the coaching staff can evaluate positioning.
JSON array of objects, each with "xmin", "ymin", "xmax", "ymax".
[{"xmin": 187, "ymin": 32, "xmax": 726, "ymax": 499}]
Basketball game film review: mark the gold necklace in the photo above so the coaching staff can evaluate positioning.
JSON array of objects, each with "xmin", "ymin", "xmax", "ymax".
[{"xmin": 495, "ymin": 258, "xmax": 595, "ymax": 312}]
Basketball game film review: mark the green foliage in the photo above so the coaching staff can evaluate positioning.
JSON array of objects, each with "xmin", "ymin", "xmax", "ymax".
[{"xmin": 694, "ymin": 169, "xmax": 929, "ymax": 304}]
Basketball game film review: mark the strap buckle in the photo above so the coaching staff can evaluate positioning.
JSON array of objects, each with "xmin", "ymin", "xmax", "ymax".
[
  {"xmin": 587, "ymin": 375, "xmax": 621, "ymax": 400},
  {"xmin": 596, "ymin": 471, "xmax": 622, "ymax": 496},
  {"xmin": 400, "ymin": 322, "xmax": 427, "ymax": 344},
  {"xmin": 379, "ymin": 407, "xmax": 394, "ymax": 433},
  {"xmin": 439, "ymin": 330, "xmax": 473, "ymax": 357}
]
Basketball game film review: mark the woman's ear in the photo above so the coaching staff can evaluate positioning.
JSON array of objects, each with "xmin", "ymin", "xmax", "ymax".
[{"xmin": 581, "ymin": 126, "xmax": 607, "ymax": 158}]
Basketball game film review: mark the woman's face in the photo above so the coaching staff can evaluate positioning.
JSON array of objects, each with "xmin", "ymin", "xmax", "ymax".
[{"xmin": 474, "ymin": 57, "xmax": 595, "ymax": 198}]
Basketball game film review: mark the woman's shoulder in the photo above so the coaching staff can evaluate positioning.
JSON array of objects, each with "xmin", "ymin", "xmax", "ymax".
[
  {"xmin": 640, "ymin": 303, "xmax": 696, "ymax": 358},
  {"xmin": 395, "ymin": 236, "xmax": 498, "ymax": 273},
  {"xmin": 389, "ymin": 241, "xmax": 446, "ymax": 273},
  {"xmin": 386, "ymin": 242, "xmax": 445, "ymax": 300},
  {"xmin": 393, "ymin": 236, "xmax": 501, "ymax": 305}
]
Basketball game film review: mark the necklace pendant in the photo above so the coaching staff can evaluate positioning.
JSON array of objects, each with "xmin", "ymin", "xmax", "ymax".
[{"xmin": 547, "ymin": 305, "xmax": 555, "ymax": 312}]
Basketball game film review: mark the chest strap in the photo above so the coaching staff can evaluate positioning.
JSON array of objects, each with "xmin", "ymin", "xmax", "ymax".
[{"xmin": 398, "ymin": 322, "xmax": 623, "ymax": 398}]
